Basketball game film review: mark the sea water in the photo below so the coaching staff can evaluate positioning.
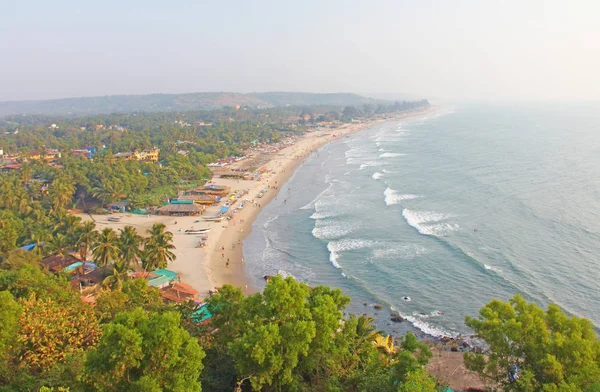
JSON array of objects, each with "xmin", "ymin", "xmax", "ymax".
[{"xmin": 243, "ymin": 102, "xmax": 600, "ymax": 338}]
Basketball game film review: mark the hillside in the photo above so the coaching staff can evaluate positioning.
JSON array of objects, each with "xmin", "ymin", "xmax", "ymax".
[{"xmin": 0, "ymin": 91, "xmax": 386, "ymax": 117}]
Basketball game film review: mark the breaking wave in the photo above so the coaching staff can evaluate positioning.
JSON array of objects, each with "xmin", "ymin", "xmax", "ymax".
[
  {"xmin": 384, "ymin": 188, "xmax": 418, "ymax": 205},
  {"xmin": 380, "ymin": 152, "xmax": 405, "ymax": 158},
  {"xmin": 401, "ymin": 209, "xmax": 459, "ymax": 236}
]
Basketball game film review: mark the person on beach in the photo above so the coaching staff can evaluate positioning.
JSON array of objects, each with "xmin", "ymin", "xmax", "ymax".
[{"xmin": 226, "ymin": 260, "xmax": 230, "ymax": 268}]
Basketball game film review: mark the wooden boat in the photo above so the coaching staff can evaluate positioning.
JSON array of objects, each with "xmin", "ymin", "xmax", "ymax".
[
  {"xmin": 184, "ymin": 228, "xmax": 211, "ymax": 234},
  {"xmin": 107, "ymin": 216, "xmax": 122, "ymax": 222},
  {"xmin": 202, "ymin": 216, "xmax": 223, "ymax": 222}
]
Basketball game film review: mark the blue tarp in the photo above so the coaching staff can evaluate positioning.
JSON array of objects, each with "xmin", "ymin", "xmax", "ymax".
[
  {"xmin": 19, "ymin": 243, "xmax": 37, "ymax": 251},
  {"xmin": 219, "ymin": 206, "xmax": 230, "ymax": 214},
  {"xmin": 63, "ymin": 262, "xmax": 83, "ymax": 272}
]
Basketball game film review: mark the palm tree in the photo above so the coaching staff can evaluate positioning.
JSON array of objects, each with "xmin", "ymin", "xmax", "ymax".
[
  {"xmin": 119, "ymin": 226, "xmax": 143, "ymax": 269},
  {"xmin": 373, "ymin": 334, "xmax": 397, "ymax": 367},
  {"xmin": 77, "ymin": 221, "xmax": 97, "ymax": 260},
  {"xmin": 47, "ymin": 233, "xmax": 70, "ymax": 256},
  {"xmin": 49, "ymin": 175, "xmax": 76, "ymax": 213},
  {"xmin": 91, "ymin": 228, "xmax": 120, "ymax": 267},
  {"xmin": 30, "ymin": 225, "xmax": 52, "ymax": 256},
  {"xmin": 143, "ymin": 223, "xmax": 176, "ymax": 271},
  {"xmin": 102, "ymin": 259, "xmax": 131, "ymax": 291},
  {"xmin": 92, "ymin": 180, "xmax": 125, "ymax": 208},
  {"xmin": 354, "ymin": 314, "xmax": 380, "ymax": 343}
]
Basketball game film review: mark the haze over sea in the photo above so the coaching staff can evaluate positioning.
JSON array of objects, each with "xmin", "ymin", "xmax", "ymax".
[{"xmin": 244, "ymin": 103, "xmax": 600, "ymax": 338}]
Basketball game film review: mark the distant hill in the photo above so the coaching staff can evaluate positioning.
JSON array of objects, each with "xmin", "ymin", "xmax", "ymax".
[
  {"xmin": 0, "ymin": 92, "xmax": 387, "ymax": 117},
  {"xmin": 248, "ymin": 92, "xmax": 385, "ymax": 107}
]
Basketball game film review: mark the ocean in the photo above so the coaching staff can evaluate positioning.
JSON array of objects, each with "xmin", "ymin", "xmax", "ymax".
[{"xmin": 243, "ymin": 102, "xmax": 600, "ymax": 338}]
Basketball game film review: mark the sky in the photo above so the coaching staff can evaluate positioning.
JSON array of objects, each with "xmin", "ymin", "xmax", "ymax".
[{"xmin": 1, "ymin": 0, "xmax": 599, "ymax": 101}]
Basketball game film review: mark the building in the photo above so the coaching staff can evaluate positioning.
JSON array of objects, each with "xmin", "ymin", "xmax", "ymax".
[
  {"xmin": 176, "ymin": 193, "xmax": 217, "ymax": 205},
  {"xmin": 72, "ymin": 148, "xmax": 97, "ymax": 159},
  {"xmin": 28, "ymin": 148, "xmax": 61, "ymax": 162},
  {"xmin": 157, "ymin": 203, "xmax": 203, "ymax": 216},
  {"xmin": 181, "ymin": 184, "xmax": 230, "ymax": 197},
  {"xmin": 41, "ymin": 254, "xmax": 81, "ymax": 274},
  {"xmin": 160, "ymin": 281, "xmax": 200, "ymax": 304},
  {"xmin": 114, "ymin": 147, "xmax": 160, "ymax": 162}
]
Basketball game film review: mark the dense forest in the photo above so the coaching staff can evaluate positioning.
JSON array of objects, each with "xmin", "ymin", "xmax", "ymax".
[{"xmin": 1, "ymin": 254, "xmax": 599, "ymax": 391}]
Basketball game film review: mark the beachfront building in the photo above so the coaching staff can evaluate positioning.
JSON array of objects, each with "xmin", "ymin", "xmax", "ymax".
[
  {"xmin": 194, "ymin": 184, "xmax": 231, "ymax": 197},
  {"xmin": 176, "ymin": 193, "xmax": 217, "ymax": 205},
  {"xmin": 157, "ymin": 202, "xmax": 203, "ymax": 216}
]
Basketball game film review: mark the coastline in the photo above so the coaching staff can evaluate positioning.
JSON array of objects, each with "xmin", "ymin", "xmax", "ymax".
[
  {"xmin": 79, "ymin": 107, "xmax": 438, "ymax": 299},
  {"xmin": 213, "ymin": 107, "xmax": 440, "ymax": 294}
]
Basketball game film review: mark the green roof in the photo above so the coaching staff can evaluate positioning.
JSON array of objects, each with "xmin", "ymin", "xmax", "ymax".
[
  {"xmin": 147, "ymin": 275, "xmax": 172, "ymax": 287},
  {"xmin": 152, "ymin": 269, "xmax": 178, "ymax": 281},
  {"xmin": 192, "ymin": 305, "xmax": 212, "ymax": 323}
]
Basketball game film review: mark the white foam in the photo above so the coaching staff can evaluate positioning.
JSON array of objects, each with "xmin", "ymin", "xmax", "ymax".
[
  {"xmin": 329, "ymin": 251, "xmax": 342, "ymax": 268},
  {"xmin": 312, "ymin": 221, "xmax": 358, "ymax": 240},
  {"xmin": 402, "ymin": 209, "xmax": 459, "ymax": 236},
  {"xmin": 372, "ymin": 172, "xmax": 383, "ymax": 180},
  {"xmin": 378, "ymin": 148, "xmax": 385, "ymax": 152},
  {"xmin": 371, "ymin": 244, "xmax": 427, "ymax": 259},
  {"xmin": 380, "ymin": 152, "xmax": 405, "ymax": 158},
  {"xmin": 310, "ymin": 210, "xmax": 341, "ymax": 220},
  {"xmin": 484, "ymin": 264, "xmax": 503, "ymax": 273},
  {"xmin": 404, "ymin": 315, "xmax": 458, "ymax": 338},
  {"xmin": 384, "ymin": 188, "xmax": 418, "ymax": 206},
  {"xmin": 358, "ymin": 160, "xmax": 383, "ymax": 170}
]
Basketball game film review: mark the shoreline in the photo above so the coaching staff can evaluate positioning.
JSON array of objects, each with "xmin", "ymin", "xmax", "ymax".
[
  {"xmin": 78, "ymin": 107, "xmax": 439, "ymax": 299},
  {"xmin": 210, "ymin": 107, "xmax": 440, "ymax": 293}
]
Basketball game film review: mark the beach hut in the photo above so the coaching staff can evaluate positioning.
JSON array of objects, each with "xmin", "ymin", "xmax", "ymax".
[
  {"xmin": 177, "ymin": 194, "xmax": 217, "ymax": 205},
  {"xmin": 157, "ymin": 203, "xmax": 202, "ymax": 216}
]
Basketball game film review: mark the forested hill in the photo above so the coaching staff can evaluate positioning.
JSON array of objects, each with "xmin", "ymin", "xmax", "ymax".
[{"xmin": 0, "ymin": 92, "xmax": 385, "ymax": 117}]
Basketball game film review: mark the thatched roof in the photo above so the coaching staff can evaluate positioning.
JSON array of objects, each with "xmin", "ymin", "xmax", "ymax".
[
  {"xmin": 177, "ymin": 194, "xmax": 216, "ymax": 203},
  {"xmin": 157, "ymin": 203, "xmax": 202, "ymax": 214}
]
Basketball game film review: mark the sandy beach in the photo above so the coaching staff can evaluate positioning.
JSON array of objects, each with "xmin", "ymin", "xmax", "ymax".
[{"xmin": 81, "ymin": 108, "xmax": 436, "ymax": 298}]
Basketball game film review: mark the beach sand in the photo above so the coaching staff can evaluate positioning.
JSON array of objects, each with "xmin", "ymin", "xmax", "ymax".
[{"xmin": 81, "ymin": 108, "xmax": 436, "ymax": 298}]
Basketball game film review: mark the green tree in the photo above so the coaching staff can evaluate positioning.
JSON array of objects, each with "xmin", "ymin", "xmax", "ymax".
[
  {"xmin": 49, "ymin": 175, "xmax": 76, "ymax": 213},
  {"xmin": 92, "ymin": 180, "xmax": 125, "ymax": 207},
  {"xmin": 102, "ymin": 259, "xmax": 131, "ymax": 291},
  {"xmin": 77, "ymin": 220, "xmax": 97, "ymax": 260},
  {"xmin": 119, "ymin": 226, "xmax": 143, "ymax": 269},
  {"xmin": 464, "ymin": 294, "xmax": 600, "ymax": 391},
  {"xmin": 84, "ymin": 308, "xmax": 205, "ymax": 391},
  {"xmin": 15, "ymin": 294, "xmax": 100, "ymax": 374},
  {"xmin": 226, "ymin": 276, "xmax": 317, "ymax": 390},
  {"xmin": 91, "ymin": 228, "xmax": 120, "ymax": 267},
  {"xmin": 0, "ymin": 291, "xmax": 21, "ymax": 383},
  {"xmin": 94, "ymin": 278, "xmax": 164, "ymax": 323},
  {"xmin": 143, "ymin": 223, "xmax": 175, "ymax": 271}
]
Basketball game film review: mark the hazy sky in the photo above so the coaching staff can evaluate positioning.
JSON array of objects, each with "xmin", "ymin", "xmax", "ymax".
[{"xmin": 1, "ymin": 0, "xmax": 599, "ymax": 101}]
